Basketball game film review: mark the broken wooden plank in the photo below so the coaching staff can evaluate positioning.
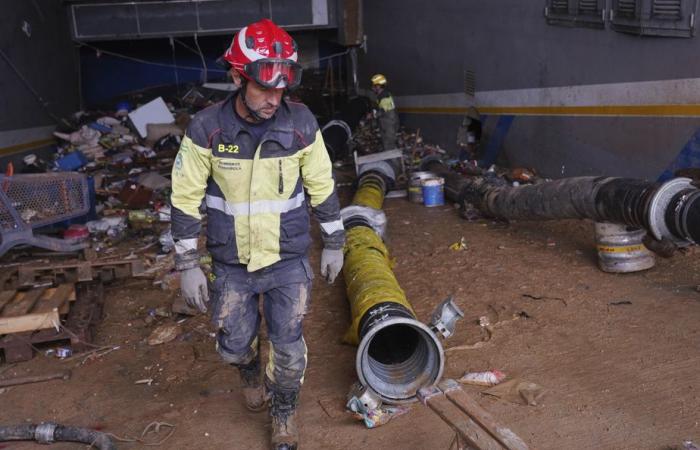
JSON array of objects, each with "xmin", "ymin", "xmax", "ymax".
[
  {"xmin": 0, "ymin": 309, "xmax": 60, "ymax": 335},
  {"xmin": 0, "ymin": 290, "xmax": 17, "ymax": 313},
  {"xmin": 439, "ymin": 379, "xmax": 529, "ymax": 450},
  {"xmin": 0, "ymin": 281, "xmax": 103, "ymax": 361},
  {"xmin": 33, "ymin": 284, "xmax": 75, "ymax": 314},
  {"xmin": 420, "ymin": 386, "xmax": 504, "ymax": 450},
  {"xmin": 1, "ymin": 287, "xmax": 46, "ymax": 317}
]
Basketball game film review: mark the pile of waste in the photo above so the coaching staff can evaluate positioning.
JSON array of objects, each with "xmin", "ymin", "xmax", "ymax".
[{"xmin": 0, "ymin": 88, "xmax": 230, "ymax": 293}]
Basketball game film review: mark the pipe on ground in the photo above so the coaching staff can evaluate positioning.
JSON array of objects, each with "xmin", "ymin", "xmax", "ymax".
[
  {"xmin": 422, "ymin": 158, "xmax": 700, "ymax": 247},
  {"xmin": 341, "ymin": 163, "xmax": 444, "ymax": 404},
  {"xmin": 0, "ymin": 423, "xmax": 116, "ymax": 449},
  {"xmin": 321, "ymin": 96, "xmax": 373, "ymax": 162},
  {"xmin": 321, "ymin": 120, "xmax": 352, "ymax": 162}
]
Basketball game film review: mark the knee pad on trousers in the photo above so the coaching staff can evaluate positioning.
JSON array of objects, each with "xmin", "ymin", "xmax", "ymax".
[{"xmin": 265, "ymin": 338, "xmax": 307, "ymax": 391}]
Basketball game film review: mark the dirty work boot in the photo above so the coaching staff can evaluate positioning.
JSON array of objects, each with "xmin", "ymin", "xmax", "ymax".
[
  {"xmin": 235, "ymin": 358, "xmax": 267, "ymax": 412},
  {"xmin": 269, "ymin": 387, "xmax": 299, "ymax": 450}
]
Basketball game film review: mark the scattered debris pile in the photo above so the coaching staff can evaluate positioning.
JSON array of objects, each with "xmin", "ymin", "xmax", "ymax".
[{"xmin": 0, "ymin": 90, "xmax": 228, "ymax": 363}]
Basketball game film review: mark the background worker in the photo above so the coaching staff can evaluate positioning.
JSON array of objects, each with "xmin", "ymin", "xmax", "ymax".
[
  {"xmin": 370, "ymin": 73, "xmax": 400, "ymax": 150},
  {"xmin": 170, "ymin": 18, "xmax": 345, "ymax": 450}
]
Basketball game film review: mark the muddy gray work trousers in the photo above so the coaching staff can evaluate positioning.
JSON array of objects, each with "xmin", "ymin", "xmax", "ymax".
[
  {"xmin": 379, "ymin": 110, "xmax": 399, "ymax": 150},
  {"xmin": 209, "ymin": 257, "xmax": 313, "ymax": 391}
]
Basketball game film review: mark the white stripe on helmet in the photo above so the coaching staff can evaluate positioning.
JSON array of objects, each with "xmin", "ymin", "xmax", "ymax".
[{"xmin": 237, "ymin": 26, "xmax": 265, "ymax": 62}]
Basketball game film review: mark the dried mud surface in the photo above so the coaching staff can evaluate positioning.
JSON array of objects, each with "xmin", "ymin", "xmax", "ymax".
[{"xmin": 1, "ymin": 193, "xmax": 699, "ymax": 450}]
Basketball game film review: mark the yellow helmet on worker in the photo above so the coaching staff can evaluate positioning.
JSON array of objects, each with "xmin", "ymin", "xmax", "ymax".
[{"xmin": 371, "ymin": 74, "xmax": 387, "ymax": 86}]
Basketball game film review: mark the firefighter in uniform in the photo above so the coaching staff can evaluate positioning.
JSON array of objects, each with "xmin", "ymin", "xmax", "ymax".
[
  {"xmin": 170, "ymin": 19, "xmax": 345, "ymax": 450},
  {"xmin": 370, "ymin": 73, "xmax": 399, "ymax": 150}
]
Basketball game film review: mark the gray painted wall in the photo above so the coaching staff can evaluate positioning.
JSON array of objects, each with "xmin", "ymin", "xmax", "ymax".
[
  {"xmin": 0, "ymin": 0, "xmax": 78, "ymax": 134},
  {"xmin": 358, "ymin": 0, "xmax": 700, "ymax": 179},
  {"xmin": 360, "ymin": 1, "xmax": 700, "ymax": 94}
]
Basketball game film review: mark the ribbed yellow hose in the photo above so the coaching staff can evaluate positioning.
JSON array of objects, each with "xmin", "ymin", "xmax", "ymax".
[
  {"xmin": 351, "ymin": 179, "xmax": 385, "ymax": 209},
  {"xmin": 342, "ymin": 226, "xmax": 415, "ymax": 344},
  {"xmin": 342, "ymin": 177, "xmax": 416, "ymax": 344}
]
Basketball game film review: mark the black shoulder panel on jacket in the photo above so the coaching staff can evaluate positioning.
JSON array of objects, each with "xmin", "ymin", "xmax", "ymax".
[
  {"xmin": 186, "ymin": 102, "xmax": 223, "ymax": 148},
  {"xmin": 288, "ymin": 101, "xmax": 319, "ymax": 146}
]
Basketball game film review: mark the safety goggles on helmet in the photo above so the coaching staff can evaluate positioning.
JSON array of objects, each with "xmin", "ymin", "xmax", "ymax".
[{"xmin": 244, "ymin": 59, "xmax": 302, "ymax": 90}]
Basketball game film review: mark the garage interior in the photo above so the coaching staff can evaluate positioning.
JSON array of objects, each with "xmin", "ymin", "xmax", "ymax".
[{"xmin": 0, "ymin": 1, "xmax": 698, "ymax": 449}]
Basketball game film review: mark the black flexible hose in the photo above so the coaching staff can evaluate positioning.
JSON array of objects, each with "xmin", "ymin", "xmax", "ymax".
[
  {"xmin": 422, "ymin": 158, "xmax": 699, "ymax": 246},
  {"xmin": 0, "ymin": 424, "xmax": 116, "ymax": 449}
]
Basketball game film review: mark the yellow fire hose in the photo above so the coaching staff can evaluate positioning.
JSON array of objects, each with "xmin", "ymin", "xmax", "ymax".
[
  {"xmin": 343, "ymin": 174, "xmax": 417, "ymax": 341},
  {"xmin": 340, "ymin": 165, "xmax": 451, "ymax": 404},
  {"xmin": 351, "ymin": 177, "xmax": 385, "ymax": 209},
  {"xmin": 342, "ymin": 225, "xmax": 415, "ymax": 344}
]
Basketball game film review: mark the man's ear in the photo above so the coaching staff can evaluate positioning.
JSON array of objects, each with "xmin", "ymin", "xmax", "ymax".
[{"xmin": 230, "ymin": 69, "xmax": 243, "ymax": 88}]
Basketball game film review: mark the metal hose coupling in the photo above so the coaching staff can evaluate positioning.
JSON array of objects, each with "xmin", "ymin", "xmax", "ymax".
[
  {"xmin": 354, "ymin": 296, "xmax": 464, "ymax": 405},
  {"xmin": 648, "ymin": 177, "xmax": 700, "ymax": 245},
  {"xmin": 34, "ymin": 422, "xmax": 57, "ymax": 444}
]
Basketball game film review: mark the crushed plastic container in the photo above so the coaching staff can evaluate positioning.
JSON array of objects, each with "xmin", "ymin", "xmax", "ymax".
[{"xmin": 55, "ymin": 151, "xmax": 88, "ymax": 171}]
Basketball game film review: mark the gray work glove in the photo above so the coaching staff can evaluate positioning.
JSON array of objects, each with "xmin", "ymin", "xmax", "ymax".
[
  {"xmin": 320, "ymin": 248, "xmax": 344, "ymax": 284},
  {"xmin": 180, "ymin": 266, "xmax": 209, "ymax": 313}
]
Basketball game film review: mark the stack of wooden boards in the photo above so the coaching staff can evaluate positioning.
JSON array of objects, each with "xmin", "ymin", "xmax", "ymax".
[
  {"xmin": 0, "ymin": 284, "xmax": 76, "ymax": 335},
  {"xmin": 0, "ymin": 257, "xmax": 143, "ymax": 362}
]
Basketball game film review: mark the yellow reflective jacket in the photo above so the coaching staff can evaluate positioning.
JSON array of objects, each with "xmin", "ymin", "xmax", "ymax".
[
  {"xmin": 377, "ymin": 90, "xmax": 396, "ymax": 112},
  {"xmin": 171, "ymin": 95, "xmax": 344, "ymax": 271}
]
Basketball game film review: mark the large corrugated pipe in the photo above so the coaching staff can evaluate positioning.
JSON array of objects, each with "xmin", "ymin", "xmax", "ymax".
[
  {"xmin": 321, "ymin": 120, "xmax": 352, "ymax": 162},
  {"xmin": 340, "ymin": 166, "xmax": 444, "ymax": 404},
  {"xmin": 321, "ymin": 96, "xmax": 373, "ymax": 162},
  {"xmin": 422, "ymin": 158, "xmax": 700, "ymax": 247}
]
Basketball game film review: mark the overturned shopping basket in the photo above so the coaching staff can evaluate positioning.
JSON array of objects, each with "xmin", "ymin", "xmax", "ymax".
[{"xmin": 0, "ymin": 173, "xmax": 90, "ymax": 257}]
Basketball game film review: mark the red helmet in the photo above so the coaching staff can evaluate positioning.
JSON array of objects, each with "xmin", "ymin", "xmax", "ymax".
[{"xmin": 223, "ymin": 19, "xmax": 302, "ymax": 90}]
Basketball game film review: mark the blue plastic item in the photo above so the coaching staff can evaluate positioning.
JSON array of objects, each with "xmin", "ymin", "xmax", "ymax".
[
  {"xmin": 421, "ymin": 177, "xmax": 445, "ymax": 207},
  {"xmin": 55, "ymin": 150, "xmax": 88, "ymax": 171},
  {"xmin": 115, "ymin": 100, "xmax": 132, "ymax": 113},
  {"xmin": 88, "ymin": 121, "xmax": 112, "ymax": 133}
]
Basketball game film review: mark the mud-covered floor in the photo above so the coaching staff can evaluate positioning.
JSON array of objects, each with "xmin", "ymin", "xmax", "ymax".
[{"xmin": 1, "ymin": 192, "xmax": 699, "ymax": 450}]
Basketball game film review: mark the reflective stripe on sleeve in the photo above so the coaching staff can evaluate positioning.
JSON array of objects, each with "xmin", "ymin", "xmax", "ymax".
[
  {"xmin": 175, "ymin": 238, "xmax": 198, "ymax": 254},
  {"xmin": 320, "ymin": 219, "xmax": 344, "ymax": 235}
]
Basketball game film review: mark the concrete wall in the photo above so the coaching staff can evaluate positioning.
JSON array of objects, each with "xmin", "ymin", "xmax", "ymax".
[
  {"xmin": 0, "ymin": 0, "xmax": 78, "ymax": 153},
  {"xmin": 360, "ymin": 1, "xmax": 700, "ymax": 94},
  {"xmin": 358, "ymin": 0, "xmax": 700, "ymax": 179}
]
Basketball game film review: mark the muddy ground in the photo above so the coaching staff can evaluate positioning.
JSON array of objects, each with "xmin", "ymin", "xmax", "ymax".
[{"xmin": 1, "ymin": 189, "xmax": 699, "ymax": 450}]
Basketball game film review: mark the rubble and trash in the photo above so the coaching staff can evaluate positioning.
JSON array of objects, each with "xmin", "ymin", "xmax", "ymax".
[
  {"xmin": 346, "ymin": 395, "xmax": 411, "ymax": 428},
  {"xmin": 449, "ymin": 237, "xmax": 467, "ymax": 251},
  {"xmin": 56, "ymin": 347, "xmax": 73, "ymax": 359},
  {"xmin": 128, "ymin": 97, "xmax": 176, "ymax": 138},
  {"xmin": 0, "ymin": 88, "xmax": 227, "ymax": 312},
  {"xmin": 147, "ymin": 322, "xmax": 182, "ymax": 346},
  {"xmin": 458, "ymin": 370, "xmax": 507, "ymax": 387}
]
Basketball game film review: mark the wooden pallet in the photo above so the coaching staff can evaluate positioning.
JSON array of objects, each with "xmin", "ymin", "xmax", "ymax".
[
  {"xmin": 0, "ymin": 258, "xmax": 144, "ymax": 292},
  {"xmin": 16, "ymin": 259, "xmax": 144, "ymax": 286},
  {"xmin": 0, "ymin": 284, "xmax": 76, "ymax": 335},
  {"xmin": 0, "ymin": 281, "xmax": 103, "ymax": 363}
]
